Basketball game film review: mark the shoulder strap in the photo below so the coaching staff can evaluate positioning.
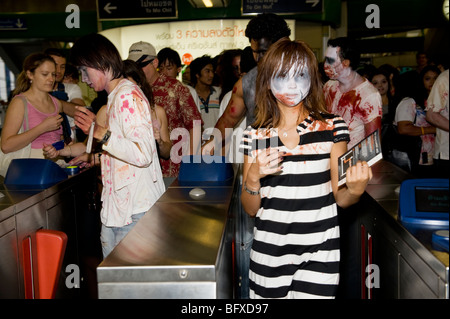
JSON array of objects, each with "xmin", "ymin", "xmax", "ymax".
[{"xmin": 16, "ymin": 95, "xmax": 29, "ymax": 132}]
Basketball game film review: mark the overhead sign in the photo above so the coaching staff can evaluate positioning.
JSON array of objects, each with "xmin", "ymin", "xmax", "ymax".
[
  {"xmin": 97, "ymin": 0, "xmax": 177, "ymax": 21},
  {"xmin": 0, "ymin": 18, "xmax": 27, "ymax": 31},
  {"xmin": 242, "ymin": 0, "xmax": 323, "ymax": 15}
]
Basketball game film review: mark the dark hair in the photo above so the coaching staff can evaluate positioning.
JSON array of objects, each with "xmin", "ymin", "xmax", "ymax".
[
  {"xmin": 370, "ymin": 68, "xmax": 393, "ymax": 100},
  {"xmin": 157, "ymin": 47, "xmax": 182, "ymax": 68},
  {"xmin": 216, "ymin": 49, "xmax": 243, "ymax": 101},
  {"xmin": 245, "ymin": 13, "xmax": 291, "ymax": 44},
  {"xmin": 70, "ymin": 33, "xmax": 123, "ymax": 80},
  {"xmin": 122, "ymin": 59, "xmax": 155, "ymax": 110},
  {"xmin": 254, "ymin": 39, "xmax": 327, "ymax": 129},
  {"xmin": 12, "ymin": 52, "xmax": 55, "ymax": 97},
  {"xmin": 44, "ymin": 48, "xmax": 66, "ymax": 58},
  {"xmin": 416, "ymin": 51, "xmax": 428, "ymax": 60},
  {"xmin": 357, "ymin": 63, "xmax": 377, "ymax": 79},
  {"xmin": 64, "ymin": 63, "xmax": 79, "ymax": 81},
  {"xmin": 190, "ymin": 55, "xmax": 213, "ymax": 86},
  {"xmin": 417, "ymin": 65, "xmax": 441, "ymax": 101},
  {"xmin": 370, "ymin": 67, "xmax": 397, "ymax": 122},
  {"xmin": 327, "ymin": 37, "xmax": 360, "ymax": 70},
  {"xmin": 240, "ymin": 46, "xmax": 257, "ymax": 74},
  {"xmin": 420, "ymin": 64, "xmax": 441, "ymax": 80},
  {"xmin": 396, "ymin": 64, "xmax": 441, "ymax": 106}
]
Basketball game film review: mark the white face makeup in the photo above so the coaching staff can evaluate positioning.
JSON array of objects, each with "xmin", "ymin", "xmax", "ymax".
[
  {"xmin": 79, "ymin": 66, "xmax": 107, "ymax": 92},
  {"xmin": 324, "ymin": 46, "xmax": 351, "ymax": 80},
  {"xmin": 270, "ymin": 64, "xmax": 311, "ymax": 107}
]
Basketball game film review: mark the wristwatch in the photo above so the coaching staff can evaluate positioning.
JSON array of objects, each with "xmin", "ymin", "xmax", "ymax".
[{"xmin": 99, "ymin": 130, "xmax": 111, "ymax": 145}]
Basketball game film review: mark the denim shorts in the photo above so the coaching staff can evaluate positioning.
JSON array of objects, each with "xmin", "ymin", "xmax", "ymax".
[{"xmin": 100, "ymin": 212, "xmax": 145, "ymax": 259}]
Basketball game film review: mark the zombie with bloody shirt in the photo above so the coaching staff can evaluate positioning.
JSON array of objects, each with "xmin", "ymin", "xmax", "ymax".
[{"xmin": 323, "ymin": 37, "xmax": 382, "ymax": 149}]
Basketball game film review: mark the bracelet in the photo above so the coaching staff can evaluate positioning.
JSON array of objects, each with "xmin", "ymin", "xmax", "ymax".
[
  {"xmin": 421, "ymin": 127, "xmax": 425, "ymax": 135},
  {"xmin": 94, "ymin": 152, "xmax": 102, "ymax": 163},
  {"xmin": 244, "ymin": 181, "xmax": 260, "ymax": 196},
  {"xmin": 99, "ymin": 130, "xmax": 111, "ymax": 145}
]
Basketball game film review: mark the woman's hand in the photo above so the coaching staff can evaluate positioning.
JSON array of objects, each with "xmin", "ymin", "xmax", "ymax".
[
  {"xmin": 74, "ymin": 106, "xmax": 96, "ymax": 134},
  {"xmin": 345, "ymin": 160, "xmax": 373, "ymax": 197},
  {"xmin": 40, "ymin": 114, "xmax": 63, "ymax": 133},
  {"xmin": 201, "ymin": 139, "xmax": 215, "ymax": 156},
  {"xmin": 246, "ymin": 148, "xmax": 285, "ymax": 188},
  {"xmin": 74, "ymin": 106, "xmax": 108, "ymax": 142},
  {"xmin": 253, "ymin": 147, "xmax": 285, "ymax": 176},
  {"xmin": 68, "ymin": 152, "xmax": 96, "ymax": 168},
  {"xmin": 42, "ymin": 143, "xmax": 60, "ymax": 159},
  {"xmin": 153, "ymin": 125, "xmax": 162, "ymax": 145},
  {"xmin": 241, "ymin": 148, "xmax": 285, "ymax": 217}
]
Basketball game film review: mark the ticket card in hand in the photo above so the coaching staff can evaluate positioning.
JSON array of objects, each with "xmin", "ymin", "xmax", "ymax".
[
  {"xmin": 86, "ymin": 122, "xmax": 95, "ymax": 154},
  {"xmin": 338, "ymin": 130, "xmax": 382, "ymax": 186}
]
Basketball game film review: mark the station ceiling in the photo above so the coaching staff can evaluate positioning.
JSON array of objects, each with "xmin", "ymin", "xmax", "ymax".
[{"xmin": 0, "ymin": 0, "xmax": 448, "ymax": 73}]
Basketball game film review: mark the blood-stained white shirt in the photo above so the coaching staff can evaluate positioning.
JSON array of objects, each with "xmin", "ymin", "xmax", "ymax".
[
  {"xmin": 395, "ymin": 97, "xmax": 435, "ymax": 165},
  {"xmin": 100, "ymin": 79, "xmax": 165, "ymax": 227},
  {"xmin": 426, "ymin": 69, "xmax": 449, "ymax": 160},
  {"xmin": 324, "ymin": 79, "xmax": 382, "ymax": 149}
]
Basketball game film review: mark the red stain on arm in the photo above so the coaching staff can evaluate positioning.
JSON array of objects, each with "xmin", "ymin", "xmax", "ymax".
[{"xmin": 229, "ymin": 101, "xmax": 236, "ymax": 116}]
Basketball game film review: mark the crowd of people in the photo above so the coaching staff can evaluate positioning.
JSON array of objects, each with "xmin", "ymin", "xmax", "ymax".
[
  {"xmin": 360, "ymin": 52, "xmax": 448, "ymax": 179},
  {"xmin": 0, "ymin": 12, "xmax": 448, "ymax": 299}
]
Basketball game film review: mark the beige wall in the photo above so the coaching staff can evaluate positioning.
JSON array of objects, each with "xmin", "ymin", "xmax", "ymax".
[
  {"xmin": 371, "ymin": 53, "xmax": 418, "ymax": 69},
  {"xmin": 294, "ymin": 22, "xmax": 326, "ymax": 60}
]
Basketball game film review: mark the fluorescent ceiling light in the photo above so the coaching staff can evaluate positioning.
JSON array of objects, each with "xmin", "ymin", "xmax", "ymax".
[
  {"xmin": 203, "ymin": 0, "xmax": 213, "ymax": 7},
  {"xmin": 189, "ymin": 0, "xmax": 229, "ymax": 8}
]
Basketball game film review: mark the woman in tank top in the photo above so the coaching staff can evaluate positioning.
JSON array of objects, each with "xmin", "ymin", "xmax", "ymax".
[{"xmin": 1, "ymin": 53, "xmax": 66, "ymax": 162}]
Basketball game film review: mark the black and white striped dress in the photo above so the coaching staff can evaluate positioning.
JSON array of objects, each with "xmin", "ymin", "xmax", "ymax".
[{"xmin": 240, "ymin": 113, "xmax": 349, "ymax": 299}]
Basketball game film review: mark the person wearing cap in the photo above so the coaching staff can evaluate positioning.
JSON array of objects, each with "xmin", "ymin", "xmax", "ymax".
[{"xmin": 128, "ymin": 41, "xmax": 203, "ymax": 181}]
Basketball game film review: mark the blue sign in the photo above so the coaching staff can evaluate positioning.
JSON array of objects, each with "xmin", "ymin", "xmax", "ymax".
[
  {"xmin": 242, "ymin": 0, "xmax": 323, "ymax": 15},
  {"xmin": 0, "ymin": 18, "xmax": 27, "ymax": 30},
  {"xmin": 97, "ymin": 0, "xmax": 177, "ymax": 20}
]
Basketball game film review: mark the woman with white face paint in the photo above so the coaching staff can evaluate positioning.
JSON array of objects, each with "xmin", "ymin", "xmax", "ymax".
[{"xmin": 239, "ymin": 39, "xmax": 373, "ymax": 299}]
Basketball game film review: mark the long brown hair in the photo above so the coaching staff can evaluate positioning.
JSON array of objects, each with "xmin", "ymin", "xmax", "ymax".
[
  {"xmin": 12, "ymin": 53, "xmax": 55, "ymax": 97},
  {"xmin": 253, "ymin": 39, "xmax": 328, "ymax": 129},
  {"xmin": 123, "ymin": 59, "xmax": 155, "ymax": 110}
]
